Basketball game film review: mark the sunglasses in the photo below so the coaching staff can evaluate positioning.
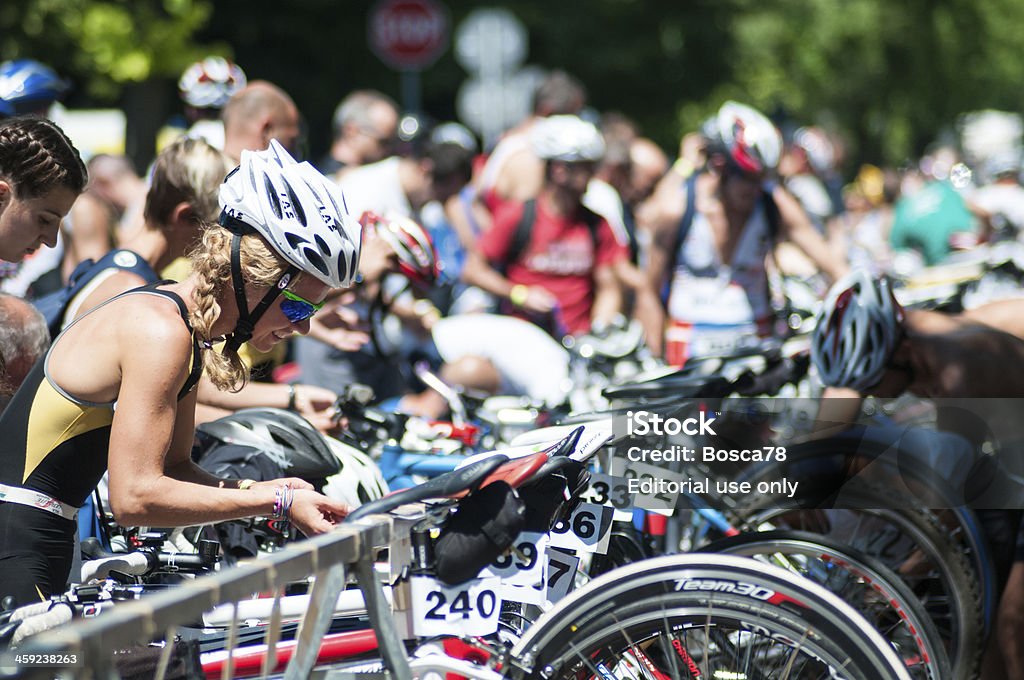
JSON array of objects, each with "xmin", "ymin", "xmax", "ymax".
[{"xmin": 279, "ymin": 289, "xmax": 324, "ymax": 324}]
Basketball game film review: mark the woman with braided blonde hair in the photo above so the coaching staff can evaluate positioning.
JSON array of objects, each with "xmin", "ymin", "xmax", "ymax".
[
  {"xmin": 0, "ymin": 140, "xmax": 362, "ymax": 604},
  {"xmin": 0, "ymin": 115, "xmax": 87, "ymax": 263}
]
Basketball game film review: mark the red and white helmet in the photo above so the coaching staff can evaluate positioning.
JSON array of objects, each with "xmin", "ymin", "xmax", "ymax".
[
  {"xmin": 179, "ymin": 57, "xmax": 247, "ymax": 109},
  {"xmin": 717, "ymin": 101, "xmax": 782, "ymax": 174},
  {"xmin": 359, "ymin": 211, "xmax": 439, "ymax": 289},
  {"xmin": 811, "ymin": 271, "xmax": 904, "ymax": 391},
  {"xmin": 219, "ymin": 140, "xmax": 362, "ymax": 288}
]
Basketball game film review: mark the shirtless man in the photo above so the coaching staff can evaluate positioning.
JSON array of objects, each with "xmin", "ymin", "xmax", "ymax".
[
  {"xmin": 637, "ymin": 102, "xmax": 845, "ymax": 362},
  {"xmin": 813, "ymin": 274, "xmax": 1024, "ymax": 678}
]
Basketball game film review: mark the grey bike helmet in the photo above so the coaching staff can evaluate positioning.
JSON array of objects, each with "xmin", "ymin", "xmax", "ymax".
[
  {"xmin": 196, "ymin": 408, "xmax": 340, "ymax": 480},
  {"xmin": 811, "ymin": 271, "xmax": 904, "ymax": 391}
]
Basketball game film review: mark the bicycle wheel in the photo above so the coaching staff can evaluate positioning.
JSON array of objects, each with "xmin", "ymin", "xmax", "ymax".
[
  {"xmin": 738, "ymin": 435, "xmax": 997, "ymax": 632},
  {"xmin": 513, "ymin": 554, "xmax": 911, "ymax": 680},
  {"xmin": 731, "ymin": 479, "xmax": 983, "ymax": 680},
  {"xmin": 703, "ymin": 529, "xmax": 951, "ymax": 680}
]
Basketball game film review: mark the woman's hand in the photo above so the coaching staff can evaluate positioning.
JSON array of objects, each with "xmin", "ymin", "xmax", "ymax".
[{"xmin": 288, "ymin": 489, "xmax": 351, "ymax": 535}]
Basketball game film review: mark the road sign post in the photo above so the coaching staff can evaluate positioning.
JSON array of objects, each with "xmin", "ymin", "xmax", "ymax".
[
  {"xmin": 368, "ymin": 0, "xmax": 450, "ymax": 113},
  {"xmin": 454, "ymin": 8, "xmax": 532, "ymax": 149}
]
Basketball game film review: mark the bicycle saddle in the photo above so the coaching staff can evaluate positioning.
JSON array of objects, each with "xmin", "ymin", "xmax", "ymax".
[
  {"xmin": 558, "ymin": 398, "xmax": 682, "ymax": 425},
  {"xmin": 473, "ymin": 450, "xmax": 549, "ymax": 493},
  {"xmin": 345, "ymin": 454, "xmax": 509, "ymax": 522},
  {"xmin": 602, "ymin": 374, "xmax": 736, "ymax": 401}
]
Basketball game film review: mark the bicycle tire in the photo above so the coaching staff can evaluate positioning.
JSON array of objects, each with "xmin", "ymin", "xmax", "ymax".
[
  {"xmin": 703, "ymin": 529, "xmax": 952, "ymax": 680},
  {"xmin": 587, "ymin": 524, "xmax": 653, "ymax": 578},
  {"xmin": 513, "ymin": 553, "xmax": 911, "ymax": 680},
  {"xmin": 738, "ymin": 435, "xmax": 997, "ymax": 632},
  {"xmin": 731, "ymin": 479, "xmax": 984, "ymax": 680}
]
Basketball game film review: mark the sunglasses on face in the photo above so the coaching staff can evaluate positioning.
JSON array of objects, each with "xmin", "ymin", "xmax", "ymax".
[{"xmin": 279, "ymin": 289, "xmax": 325, "ymax": 324}]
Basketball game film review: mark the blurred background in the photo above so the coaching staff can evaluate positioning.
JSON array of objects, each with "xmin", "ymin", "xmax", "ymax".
[{"xmin": 4, "ymin": 0, "xmax": 1024, "ymax": 175}]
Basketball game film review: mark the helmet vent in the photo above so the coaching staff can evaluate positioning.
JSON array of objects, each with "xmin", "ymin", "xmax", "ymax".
[
  {"xmin": 285, "ymin": 182, "xmax": 307, "ymax": 226},
  {"xmin": 285, "ymin": 232, "xmax": 308, "ymax": 249},
  {"xmin": 314, "ymin": 233, "xmax": 330, "ymax": 255},
  {"xmin": 335, "ymin": 255, "xmax": 350, "ymax": 285},
  {"xmin": 265, "ymin": 176, "xmax": 283, "ymax": 219},
  {"xmin": 303, "ymin": 247, "xmax": 329, "ymax": 276}
]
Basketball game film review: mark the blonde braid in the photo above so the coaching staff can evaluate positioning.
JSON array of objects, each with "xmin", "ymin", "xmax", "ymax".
[{"xmin": 188, "ymin": 224, "xmax": 292, "ymax": 392}]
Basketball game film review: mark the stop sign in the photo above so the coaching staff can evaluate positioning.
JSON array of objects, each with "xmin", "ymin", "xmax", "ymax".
[{"xmin": 368, "ymin": 0, "xmax": 450, "ymax": 71}]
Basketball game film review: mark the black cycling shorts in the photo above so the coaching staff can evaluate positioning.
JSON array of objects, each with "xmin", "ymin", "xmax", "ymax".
[{"xmin": 0, "ymin": 501, "xmax": 76, "ymax": 607}]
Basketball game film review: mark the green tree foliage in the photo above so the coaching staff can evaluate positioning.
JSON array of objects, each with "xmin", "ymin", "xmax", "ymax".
[
  {"xmin": 6, "ymin": 0, "xmax": 1024, "ymax": 170},
  {"xmin": 718, "ymin": 0, "xmax": 1024, "ymax": 164},
  {"xmin": 0, "ymin": 0, "xmax": 225, "ymax": 100}
]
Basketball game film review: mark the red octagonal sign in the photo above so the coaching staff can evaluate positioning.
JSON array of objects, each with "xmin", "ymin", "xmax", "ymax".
[{"xmin": 369, "ymin": 0, "xmax": 450, "ymax": 71}]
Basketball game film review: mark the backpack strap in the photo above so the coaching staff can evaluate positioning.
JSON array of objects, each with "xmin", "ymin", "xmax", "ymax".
[
  {"xmin": 34, "ymin": 249, "xmax": 159, "ymax": 340},
  {"xmin": 678, "ymin": 172, "xmax": 699, "ymax": 250},
  {"xmin": 581, "ymin": 205, "xmax": 602, "ymax": 244},
  {"xmin": 759, "ymin": 182, "xmax": 791, "ymax": 324},
  {"xmin": 761, "ymin": 180, "xmax": 781, "ymax": 241},
  {"xmin": 504, "ymin": 199, "xmax": 538, "ymax": 271},
  {"xmin": 661, "ymin": 172, "xmax": 700, "ymax": 302},
  {"xmin": 503, "ymin": 198, "xmax": 605, "ymax": 281}
]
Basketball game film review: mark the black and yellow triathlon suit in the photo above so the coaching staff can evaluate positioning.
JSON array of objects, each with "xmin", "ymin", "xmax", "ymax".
[{"xmin": 0, "ymin": 283, "xmax": 201, "ymax": 605}]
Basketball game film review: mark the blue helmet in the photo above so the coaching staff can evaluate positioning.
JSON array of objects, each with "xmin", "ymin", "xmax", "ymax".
[{"xmin": 0, "ymin": 59, "xmax": 69, "ymax": 115}]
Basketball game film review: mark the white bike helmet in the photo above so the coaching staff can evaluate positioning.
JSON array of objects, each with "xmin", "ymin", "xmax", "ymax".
[
  {"xmin": 530, "ymin": 115, "xmax": 605, "ymax": 162},
  {"xmin": 217, "ymin": 140, "xmax": 362, "ymax": 350},
  {"xmin": 321, "ymin": 438, "xmax": 389, "ymax": 507},
  {"xmin": 792, "ymin": 126, "xmax": 835, "ymax": 175},
  {"xmin": 178, "ymin": 57, "xmax": 247, "ymax": 109},
  {"xmin": 717, "ymin": 101, "xmax": 782, "ymax": 174},
  {"xmin": 220, "ymin": 139, "xmax": 361, "ymax": 288},
  {"xmin": 811, "ymin": 271, "xmax": 904, "ymax": 391}
]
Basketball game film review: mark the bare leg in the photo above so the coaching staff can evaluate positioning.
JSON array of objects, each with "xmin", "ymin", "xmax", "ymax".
[{"xmin": 440, "ymin": 355, "xmax": 503, "ymax": 394}]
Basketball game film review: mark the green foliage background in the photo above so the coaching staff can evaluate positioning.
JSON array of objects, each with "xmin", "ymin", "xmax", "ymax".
[{"xmin": 4, "ymin": 0, "xmax": 1024, "ymax": 172}]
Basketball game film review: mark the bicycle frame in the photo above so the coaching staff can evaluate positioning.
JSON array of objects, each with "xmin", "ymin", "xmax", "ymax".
[{"xmin": 377, "ymin": 441, "xmax": 467, "ymax": 489}]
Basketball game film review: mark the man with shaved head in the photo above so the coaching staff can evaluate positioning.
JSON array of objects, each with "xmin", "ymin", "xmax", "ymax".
[{"xmin": 222, "ymin": 80, "xmax": 300, "ymax": 162}]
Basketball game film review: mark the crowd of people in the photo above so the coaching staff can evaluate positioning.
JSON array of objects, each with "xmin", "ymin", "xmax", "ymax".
[{"xmin": 3, "ymin": 54, "xmax": 1024, "ymax": 676}]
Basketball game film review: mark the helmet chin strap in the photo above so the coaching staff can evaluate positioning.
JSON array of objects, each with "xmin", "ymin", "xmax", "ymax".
[{"xmin": 222, "ymin": 230, "xmax": 298, "ymax": 354}]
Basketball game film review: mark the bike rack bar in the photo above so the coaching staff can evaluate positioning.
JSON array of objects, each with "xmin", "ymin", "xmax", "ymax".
[
  {"xmin": 353, "ymin": 551, "xmax": 412, "ymax": 680},
  {"xmin": 286, "ymin": 562, "xmax": 346, "ymax": 679},
  {"xmin": 9, "ymin": 518, "xmax": 393, "ymax": 680}
]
